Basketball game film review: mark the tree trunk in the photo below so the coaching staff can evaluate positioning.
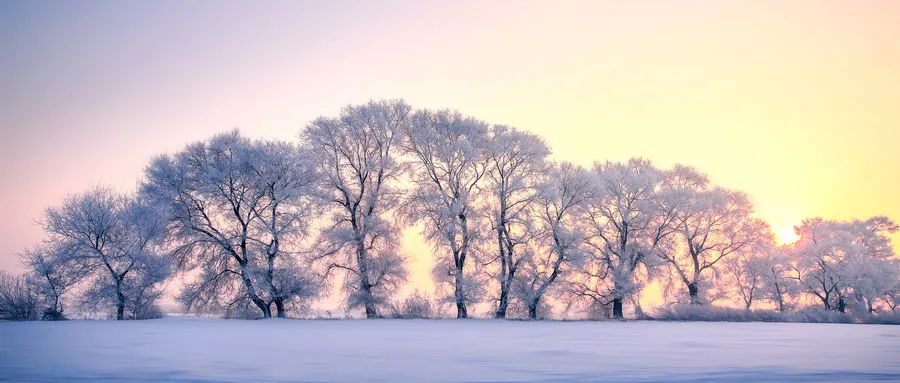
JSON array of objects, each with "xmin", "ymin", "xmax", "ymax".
[
  {"xmin": 837, "ymin": 296, "xmax": 846, "ymax": 313},
  {"xmin": 355, "ymin": 235, "xmax": 378, "ymax": 319},
  {"xmin": 274, "ymin": 299, "xmax": 287, "ymax": 318},
  {"xmin": 454, "ymin": 269, "xmax": 468, "ymax": 319},
  {"xmin": 612, "ymin": 298, "xmax": 624, "ymax": 319},
  {"xmin": 495, "ymin": 282, "xmax": 510, "ymax": 319},
  {"xmin": 115, "ymin": 282, "xmax": 126, "ymax": 320},
  {"xmin": 495, "ymin": 222, "xmax": 508, "ymax": 319},
  {"xmin": 116, "ymin": 298, "xmax": 126, "ymax": 320},
  {"xmin": 527, "ymin": 300, "xmax": 538, "ymax": 320},
  {"xmin": 241, "ymin": 274, "xmax": 271, "ymax": 318},
  {"xmin": 688, "ymin": 282, "xmax": 701, "ymax": 305}
]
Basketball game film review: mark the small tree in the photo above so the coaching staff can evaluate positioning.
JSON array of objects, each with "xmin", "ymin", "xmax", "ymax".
[
  {"xmin": 723, "ymin": 233, "xmax": 774, "ymax": 310},
  {"xmin": 42, "ymin": 187, "xmax": 172, "ymax": 320},
  {"xmin": 21, "ymin": 243, "xmax": 79, "ymax": 320},
  {"xmin": 0, "ymin": 271, "xmax": 40, "ymax": 321},
  {"xmin": 758, "ymin": 246, "xmax": 798, "ymax": 312}
]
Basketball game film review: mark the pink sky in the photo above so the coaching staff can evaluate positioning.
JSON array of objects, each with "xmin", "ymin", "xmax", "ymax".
[{"xmin": 2, "ymin": 0, "xmax": 899, "ymax": 302}]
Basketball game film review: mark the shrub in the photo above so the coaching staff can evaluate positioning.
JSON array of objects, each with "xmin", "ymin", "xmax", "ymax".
[
  {"xmin": 654, "ymin": 304, "xmax": 783, "ymax": 322},
  {"xmin": 391, "ymin": 291, "xmax": 433, "ymax": 319},
  {"xmin": 0, "ymin": 272, "xmax": 40, "ymax": 321},
  {"xmin": 859, "ymin": 312, "xmax": 900, "ymax": 325},
  {"xmin": 782, "ymin": 308, "xmax": 855, "ymax": 324}
]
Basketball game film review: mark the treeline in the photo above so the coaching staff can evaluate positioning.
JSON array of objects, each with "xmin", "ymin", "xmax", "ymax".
[{"xmin": 1, "ymin": 100, "xmax": 898, "ymax": 322}]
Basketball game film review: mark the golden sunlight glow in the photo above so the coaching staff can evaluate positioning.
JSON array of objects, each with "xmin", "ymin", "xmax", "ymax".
[{"xmin": 775, "ymin": 225, "xmax": 800, "ymax": 245}]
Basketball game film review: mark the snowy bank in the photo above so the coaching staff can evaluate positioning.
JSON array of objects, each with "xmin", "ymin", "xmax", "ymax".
[{"xmin": 1, "ymin": 317, "xmax": 898, "ymax": 382}]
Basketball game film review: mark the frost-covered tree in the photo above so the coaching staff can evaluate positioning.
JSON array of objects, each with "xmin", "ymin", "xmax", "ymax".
[
  {"xmin": 42, "ymin": 187, "xmax": 172, "ymax": 320},
  {"xmin": 485, "ymin": 125, "xmax": 550, "ymax": 318},
  {"xmin": 303, "ymin": 100, "xmax": 410, "ymax": 318},
  {"xmin": 21, "ymin": 243, "xmax": 79, "ymax": 320},
  {"xmin": 658, "ymin": 167, "xmax": 766, "ymax": 305},
  {"xmin": 791, "ymin": 216, "xmax": 898, "ymax": 313},
  {"xmin": 578, "ymin": 159, "xmax": 679, "ymax": 318},
  {"xmin": 723, "ymin": 231, "xmax": 776, "ymax": 310},
  {"xmin": 757, "ymin": 246, "xmax": 798, "ymax": 312},
  {"xmin": 142, "ymin": 132, "xmax": 320, "ymax": 318},
  {"xmin": 401, "ymin": 109, "xmax": 489, "ymax": 318},
  {"xmin": 514, "ymin": 162, "xmax": 592, "ymax": 319},
  {"xmin": 0, "ymin": 271, "xmax": 40, "ymax": 321}
]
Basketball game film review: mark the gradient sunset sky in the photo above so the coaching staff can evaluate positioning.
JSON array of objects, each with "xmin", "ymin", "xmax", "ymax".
[{"xmin": 1, "ymin": 0, "xmax": 899, "ymax": 298}]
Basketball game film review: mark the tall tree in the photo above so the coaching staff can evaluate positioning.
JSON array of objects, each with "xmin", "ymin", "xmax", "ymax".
[
  {"xmin": 303, "ymin": 100, "xmax": 410, "ymax": 318},
  {"xmin": 485, "ymin": 125, "xmax": 549, "ymax": 318},
  {"xmin": 142, "ymin": 132, "xmax": 319, "ymax": 318},
  {"xmin": 402, "ymin": 109, "xmax": 489, "ymax": 318},
  {"xmin": 580, "ymin": 158, "xmax": 679, "ymax": 318},
  {"xmin": 514, "ymin": 162, "xmax": 592, "ymax": 319}
]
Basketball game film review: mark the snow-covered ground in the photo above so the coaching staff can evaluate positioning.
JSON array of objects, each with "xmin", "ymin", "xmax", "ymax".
[{"xmin": 1, "ymin": 317, "xmax": 897, "ymax": 382}]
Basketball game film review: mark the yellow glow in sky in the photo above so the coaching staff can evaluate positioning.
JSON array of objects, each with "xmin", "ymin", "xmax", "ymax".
[{"xmin": 1, "ymin": 1, "xmax": 898, "ymax": 311}]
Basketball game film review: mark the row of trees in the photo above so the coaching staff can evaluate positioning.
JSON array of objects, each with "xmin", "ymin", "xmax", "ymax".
[{"xmin": 3, "ymin": 99, "xmax": 897, "ymax": 321}]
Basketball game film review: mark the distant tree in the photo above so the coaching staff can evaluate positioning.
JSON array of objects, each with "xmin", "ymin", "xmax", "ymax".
[
  {"xmin": 303, "ymin": 100, "xmax": 410, "ymax": 318},
  {"xmin": 657, "ymin": 166, "xmax": 766, "ymax": 304},
  {"xmin": 514, "ymin": 162, "xmax": 592, "ymax": 319},
  {"xmin": 484, "ymin": 125, "xmax": 550, "ymax": 318},
  {"xmin": 791, "ymin": 217, "xmax": 898, "ymax": 313},
  {"xmin": 757, "ymin": 246, "xmax": 799, "ymax": 312},
  {"xmin": 401, "ymin": 109, "xmax": 489, "ymax": 318},
  {"xmin": 723, "ymin": 232, "xmax": 776, "ymax": 310},
  {"xmin": 0, "ymin": 271, "xmax": 40, "ymax": 321},
  {"xmin": 142, "ymin": 132, "xmax": 320, "ymax": 318},
  {"xmin": 42, "ymin": 187, "xmax": 171, "ymax": 320}
]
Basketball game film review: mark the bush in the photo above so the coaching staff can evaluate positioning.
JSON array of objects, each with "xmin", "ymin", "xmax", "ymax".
[
  {"xmin": 652, "ymin": 304, "xmax": 869, "ymax": 324},
  {"xmin": 0, "ymin": 272, "xmax": 40, "ymax": 321},
  {"xmin": 859, "ymin": 312, "xmax": 900, "ymax": 325},
  {"xmin": 783, "ymin": 308, "xmax": 855, "ymax": 324},
  {"xmin": 654, "ymin": 304, "xmax": 783, "ymax": 322},
  {"xmin": 41, "ymin": 307, "xmax": 67, "ymax": 321},
  {"xmin": 390, "ymin": 291, "xmax": 433, "ymax": 319}
]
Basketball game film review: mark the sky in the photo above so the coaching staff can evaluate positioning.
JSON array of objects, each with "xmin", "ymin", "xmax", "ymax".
[{"xmin": 1, "ymin": 0, "xmax": 899, "ymax": 310}]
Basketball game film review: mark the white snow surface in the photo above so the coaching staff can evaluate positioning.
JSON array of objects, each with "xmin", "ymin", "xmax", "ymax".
[{"xmin": 1, "ymin": 317, "xmax": 898, "ymax": 382}]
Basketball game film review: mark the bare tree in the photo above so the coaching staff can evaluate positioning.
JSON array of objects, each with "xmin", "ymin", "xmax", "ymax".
[
  {"xmin": 142, "ymin": 132, "xmax": 319, "ymax": 318},
  {"xmin": 303, "ymin": 100, "xmax": 410, "ymax": 318},
  {"xmin": 485, "ymin": 125, "xmax": 549, "ymax": 318},
  {"xmin": 42, "ymin": 187, "xmax": 171, "ymax": 320},
  {"xmin": 514, "ymin": 162, "xmax": 592, "ymax": 319},
  {"xmin": 401, "ymin": 109, "xmax": 489, "ymax": 318}
]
